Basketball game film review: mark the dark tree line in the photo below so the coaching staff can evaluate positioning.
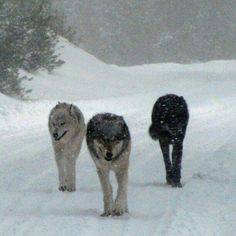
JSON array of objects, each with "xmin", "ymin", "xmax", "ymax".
[
  {"xmin": 53, "ymin": 0, "xmax": 236, "ymax": 66},
  {"xmin": 0, "ymin": 0, "xmax": 71, "ymax": 98}
]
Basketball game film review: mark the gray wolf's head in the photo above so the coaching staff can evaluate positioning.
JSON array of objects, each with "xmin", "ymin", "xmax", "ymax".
[
  {"xmin": 49, "ymin": 103, "xmax": 82, "ymax": 143},
  {"xmin": 87, "ymin": 113, "xmax": 130, "ymax": 162},
  {"xmin": 94, "ymin": 137, "xmax": 125, "ymax": 162}
]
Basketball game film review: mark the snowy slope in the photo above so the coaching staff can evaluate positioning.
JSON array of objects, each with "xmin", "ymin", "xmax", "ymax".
[{"xmin": 1, "ymin": 39, "xmax": 236, "ymax": 236}]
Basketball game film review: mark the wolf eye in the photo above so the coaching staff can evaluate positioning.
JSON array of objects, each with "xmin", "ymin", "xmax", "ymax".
[
  {"xmin": 98, "ymin": 145, "xmax": 103, "ymax": 152},
  {"xmin": 60, "ymin": 122, "xmax": 65, "ymax": 126}
]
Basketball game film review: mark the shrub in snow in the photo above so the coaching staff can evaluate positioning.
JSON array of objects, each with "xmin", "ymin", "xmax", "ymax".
[{"xmin": 0, "ymin": 0, "xmax": 70, "ymax": 98}]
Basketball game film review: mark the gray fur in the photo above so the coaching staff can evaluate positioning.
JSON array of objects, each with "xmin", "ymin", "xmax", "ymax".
[
  {"xmin": 86, "ymin": 113, "xmax": 131, "ymax": 216},
  {"xmin": 48, "ymin": 103, "xmax": 85, "ymax": 192}
]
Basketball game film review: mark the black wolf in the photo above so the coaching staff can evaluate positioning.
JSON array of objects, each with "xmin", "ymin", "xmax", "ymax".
[{"xmin": 149, "ymin": 94, "xmax": 189, "ymax": 187}]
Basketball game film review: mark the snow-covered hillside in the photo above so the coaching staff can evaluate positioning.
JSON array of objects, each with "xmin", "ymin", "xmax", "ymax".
[{"xmin": 1, "ymin": 39, "xmax": 236, "ymax": 236}]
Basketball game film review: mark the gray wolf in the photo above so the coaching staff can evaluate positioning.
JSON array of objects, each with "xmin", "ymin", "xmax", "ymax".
[
  {"xmin": 149, "ymin": 94, "xmax": 189, "ymax": 187},
  {"xmin": 86, "ymin": 113, "xmax": 131, "ymax": 216},
  {"xmin": 48, "ymin": 102, "xmax": 85, "ymax": 192}
]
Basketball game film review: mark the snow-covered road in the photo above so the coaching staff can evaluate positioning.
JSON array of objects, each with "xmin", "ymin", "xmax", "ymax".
[{"xmin": 1, "ymin": 39, "xmax": 236, "ymax": 236}]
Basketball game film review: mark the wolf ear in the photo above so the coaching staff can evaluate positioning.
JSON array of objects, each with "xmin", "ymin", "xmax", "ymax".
[
  {"xmin": 117, "ymin": 116, "xmax": 124, "ymax": 127},
  {"xmin": 69, "ymin": 104, "xmax": 73, "ymax": 116},
  {"xmin": 69, "ymin": 104, "xmax": 79, "ymax": 121},
  {"xmin": 56, "ymin": 101, "xmax": 61, "ymax": 108}
]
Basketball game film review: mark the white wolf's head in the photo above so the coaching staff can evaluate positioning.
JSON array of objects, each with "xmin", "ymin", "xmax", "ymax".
[{"xmin": 49, "ymin": 104, "xmax": 82, "ymax": 143}]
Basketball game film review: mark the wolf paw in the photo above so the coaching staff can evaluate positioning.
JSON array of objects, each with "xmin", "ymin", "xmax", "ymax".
[
  {"xmin": 66, "ymin": 187, "xmax": 76, "ymax": 192},
  {"xmin": 112, "ymin": 203, "xmax": 128, "ymax": 216},
  {"xmin": 166, "ymin": 178, "xmax": 172, "ymax": 185},
  {"xmin": 66, "ymin": 185, "xmax": 76, "ymax": 192},
  {"xmin": 171, "ymin": 182, "xmax": 182, "ymax": 188},
  {"xmin": 58, "ymin": 185, "xmax": 67, "ymax": 191},
  {"xmin": 100, "ymin": 211, "xmax": 112, "ymax": 217},
  {"xmin": 112, "ymin": 208, "xmax": 127, "ymax": 216},
  {"xmin": 112, "ymin": 210, "xmax": 124, "ymax": 216}
]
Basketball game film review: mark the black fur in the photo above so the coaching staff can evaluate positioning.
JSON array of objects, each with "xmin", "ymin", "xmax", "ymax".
[
  {"xmin": 86, "ymin": 113, "xmax": 130, "ymax": 160},
  {"xmin": 149, "ymin": 94, "xmax": 189, "ymax": 187}
]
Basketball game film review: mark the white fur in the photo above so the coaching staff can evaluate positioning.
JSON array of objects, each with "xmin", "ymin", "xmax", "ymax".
[{"xmin": 49, "ymin": 104, "xmax": 85, "ymax": 192}]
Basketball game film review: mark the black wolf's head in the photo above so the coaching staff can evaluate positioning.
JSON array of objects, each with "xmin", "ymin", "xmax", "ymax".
[
  {"xmin": 150, "ymin": 94, "xmax": 189, "ymax": 138},
  {"xmin": 163, "ymin": 113, "xmax": 188, "ymax": 135}
]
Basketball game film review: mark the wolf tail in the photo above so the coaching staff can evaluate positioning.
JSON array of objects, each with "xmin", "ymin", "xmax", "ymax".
[{"xmin": 149, "ymin": 123, "xmax": 159, "ymax": 140}]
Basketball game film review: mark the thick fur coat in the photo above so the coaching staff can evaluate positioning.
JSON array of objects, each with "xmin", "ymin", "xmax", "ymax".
[
  {"xmin": 149, "ymin": 94, "xmax": 189, "ymax": 187},
  {"xmin": 86, "ymin": 113, "xmax": 131, "ymax": 216},
  {"xmin": 49, "ymin": 103, "xmax": 85, "ymax": 192}
]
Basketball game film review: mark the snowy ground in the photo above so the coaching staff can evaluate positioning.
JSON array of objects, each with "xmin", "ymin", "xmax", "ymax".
[{"xmin": 1, "ymin": 39, "xmax": 236, "ymax": 236}]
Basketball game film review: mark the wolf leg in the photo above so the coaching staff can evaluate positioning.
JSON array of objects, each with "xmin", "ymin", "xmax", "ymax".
[
  {"xmin": 113, "ymin": 167, "xmax": 128, "ymax": 216},
  {"xmin": 97, "ymin": 169, "xmax": 113, "ymax": 216},
  {"xmin": 159, "ymin": 138, "xmax": 172, "ymax": 185},
  {"xmin": 171, "ymin": 142, "xmax": 183, "ymax": 188},
  {"xmin": 65, "ymin": 157, "xmax": 76, "ymax": 192},
  {"xmin": 55, "ymin": 156, "xmax": 67, "ymax": 191}
]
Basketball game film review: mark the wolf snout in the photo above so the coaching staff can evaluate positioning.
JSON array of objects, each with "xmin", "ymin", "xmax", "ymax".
[
  {"xmin": 105, "ymin": 152, "xmax": 113, "ymax": 161},
  {"xmin": 53, "ymin": 133, "xmax": 58, "ymax": 139}
]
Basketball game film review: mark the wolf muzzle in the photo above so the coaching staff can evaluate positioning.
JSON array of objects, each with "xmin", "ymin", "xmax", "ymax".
[
  {"xmin": 53, "ymin": 131, "xmax": 68, "ymax": 141},
  {"xmin": 104, "ymin": 151, "xmax": 113, "ymax": 162}
]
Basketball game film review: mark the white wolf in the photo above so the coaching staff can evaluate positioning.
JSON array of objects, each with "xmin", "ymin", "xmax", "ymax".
[
  {"xmin": 48, "ymin": 103, "xmax": 85, "ymax": 192},
  {"xmin": 86, "ymin": 113, "xmax": 131, "ymax": 216}
]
